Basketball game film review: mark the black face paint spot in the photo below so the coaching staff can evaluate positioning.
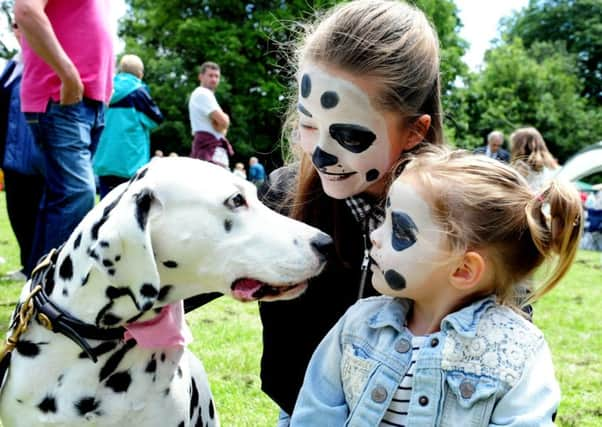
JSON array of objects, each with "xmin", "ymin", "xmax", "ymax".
[
  {"xmin": 140, "ymin": 283, "xmax": 158, "ymax": 299},
  {"xmin": 312, "ymin": 146, "xmax": 338, "ymax": 169},
  {"xmin": 224, "ymin": 219, "xmax": 232, "ymax": 232},
  {"xmin": 366, "ymin": 169, "xmax": 380, "ymax": 182},
  {"xmin": 391, "ymin": 211, "xmax": 418, "ymax": 251},
  {"xmin": 384, "ymin": 269, "xmax": 406, "ymax": 290},
  {"xmin": 158, "ymin": 285, "xmax": 173, "ymax": 302},
  {"xmin": 329, "ymin": 124, "xmax": 377, "ymax": 153},
  {"xmin": 300, "ymin": 74, "xmax": 311, "ymax": 98},
  {"xmin": 38, "ymin": 395, "xmax": 57, "ymax": 413},
  {"xmin": 16, "ymin": 340, "xmax": 41, "ymax": 357},
  {"xmin": 163, "ymin": 260, "xmax": 178, "ymax": 268},
  {"xmin": 135, "ymin": 189, "xmax": 154, "ymax": 231},
  {"xmin": 320, "ymin": 91, "xmax": 339, "ymax": 109},
  {"xmin": 75, "ymin": 397, "xmax": 100, "ymax": 416},
  {"xmin": 297, "ymin": 103, "xmax": 312, "ymax": 117},
  {"xmin": 59, "ymin": 255, "xmax": 73, "ymax": 281},
  {"xmin": 105, "ymin": 371, "xmax": 131, "ymax": 393},
  {"xmin": 73, "ymin": 232, "xmax": 82, "ymax": 250}
]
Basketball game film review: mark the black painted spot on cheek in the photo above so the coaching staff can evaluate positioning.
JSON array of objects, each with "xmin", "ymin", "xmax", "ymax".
[
  {"xmin": 38, "ymin": 395, "xmax": 57, "ymax": 413},
  {"xmin": 384, "ymin": 269, "xmax": 406, "ymax": 290},
  {"xmin": 366, "ymin": 169, "xmax": 380, "ymax": 182},
  {"xmin": 105, "ymin": 371, "xmax": 132, "ymax": 393},
  {"xmin": 320, "ymin": 91, "xmax": 339, "ymax": 109},
  {"xmin": 297, "ymin": 103, "xmax": 312, "ymax": 117},
  {"xmin": 300, "ymin": 74, "xmax": 311, "ymax": 98},
  {"xmin": 59, "ymin": 255, "xmax": 73, "ymax": 281}
]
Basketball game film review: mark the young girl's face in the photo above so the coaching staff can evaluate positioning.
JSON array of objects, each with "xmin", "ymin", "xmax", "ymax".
[
  {"xmin": 296, "ymin": 62, "xmax": 412, "ymax": 199},
  {"xmin": 370, "ymin": 176, "xmax": 449, "ymax": 299}
]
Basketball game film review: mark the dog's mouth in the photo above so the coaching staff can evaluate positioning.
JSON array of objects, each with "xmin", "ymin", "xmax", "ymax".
[{"xmin": 231, "ymin": 278, "xmax": 308, "ymax": 302}]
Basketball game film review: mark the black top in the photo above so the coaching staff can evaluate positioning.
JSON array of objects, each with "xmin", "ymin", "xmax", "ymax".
[{"xmin": 258, "ymin": 167, "xmax": 379, "ymax": 414}]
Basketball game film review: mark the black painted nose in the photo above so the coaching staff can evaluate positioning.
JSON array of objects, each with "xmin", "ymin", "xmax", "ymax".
[
  {"xmin": 312, "ymin": 146, "xmax": 338, "ymax": 168},
  {"xmin": 310, "ymin": 232, "xmax": 334, "ymax": 262}
]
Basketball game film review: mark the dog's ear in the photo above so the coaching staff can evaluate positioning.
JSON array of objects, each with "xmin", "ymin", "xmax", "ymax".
[{"xmin": 90, "ymin": 187, "xmax": 162, "ymax": 311}]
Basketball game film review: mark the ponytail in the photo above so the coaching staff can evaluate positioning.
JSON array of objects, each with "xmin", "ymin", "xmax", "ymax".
[{"xmin": 525, "ymin": 180, "xmax": 583, "ymax": 302}]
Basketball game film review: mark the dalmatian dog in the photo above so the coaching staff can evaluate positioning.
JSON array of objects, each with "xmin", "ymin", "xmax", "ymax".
[{"xmin": 0, "ymin": 157, "xmax": 332, "ymax": 427}]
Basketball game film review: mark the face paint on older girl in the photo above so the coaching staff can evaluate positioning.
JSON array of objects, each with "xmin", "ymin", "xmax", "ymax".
[
  {"xmin": 370, "ymin": 177, "xmax": 447, "ymax": 298},
  {"xmin": 296, "ymin": 63, "xmax": 399, "ymax": 199}
]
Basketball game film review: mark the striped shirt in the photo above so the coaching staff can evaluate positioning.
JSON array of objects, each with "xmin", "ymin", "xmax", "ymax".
[{"xmin": 380, "ymin": 334, "xmax": 426, "ymax": 427}]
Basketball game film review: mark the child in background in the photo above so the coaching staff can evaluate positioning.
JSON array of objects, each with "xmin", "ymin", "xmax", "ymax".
[{"xmin": 291, "ymin": 147, "xmax": 582, "ymax": 426}]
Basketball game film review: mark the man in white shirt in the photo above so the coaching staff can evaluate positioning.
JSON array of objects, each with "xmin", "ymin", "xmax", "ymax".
[{"xmin": 188, "ymin": 61, "xmax": 233, "ymax": 168}]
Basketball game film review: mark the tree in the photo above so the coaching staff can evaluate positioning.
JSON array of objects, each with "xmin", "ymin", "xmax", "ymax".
[
  {"xmin": 121, "ymin": 0, "xmax": 467, "ymax": 166},
  {"xmin": 502, "ymin": 0, "xmax": 602, "ymax": 105}
]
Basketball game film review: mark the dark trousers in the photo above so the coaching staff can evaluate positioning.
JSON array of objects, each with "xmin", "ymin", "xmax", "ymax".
[
  {"xmin": 3, "ymin": 169, "xmax": 44, "ymax": 275},
  {"xmin": 98, "ymin": 175, "xmax": 129, "ymax": 200}
]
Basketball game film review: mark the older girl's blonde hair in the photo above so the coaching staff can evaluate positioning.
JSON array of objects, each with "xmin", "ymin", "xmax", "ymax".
[
  {"xmin": 401, "ymin": 147, "xmax": 582, "ymax": 307},
  {"xmin": 510, "ymin": 127, "xmax": 558, "ymax": 174}
]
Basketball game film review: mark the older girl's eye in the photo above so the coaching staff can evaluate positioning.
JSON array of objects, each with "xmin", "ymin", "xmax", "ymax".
[{"xmin": 300, "ymin": 123, "xmax": 317, "ymax": 131}]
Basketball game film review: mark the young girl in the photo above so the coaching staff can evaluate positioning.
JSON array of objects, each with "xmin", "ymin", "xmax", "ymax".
[
  {"xmin": 258, "ymin": 1, "xmax": 443, "ymax": 423},
  {"xmin": 290, "ymin": 148, "xmax": 582, "ymax": 426},
  {"xmin": 510, "ymin": 127, "xmax": 559, "ymax": 192}
]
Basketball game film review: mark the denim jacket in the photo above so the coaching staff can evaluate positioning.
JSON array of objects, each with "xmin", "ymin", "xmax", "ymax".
[{"xmin": 291, "ymin": 296, "xmax": 559, "ymax": 426}]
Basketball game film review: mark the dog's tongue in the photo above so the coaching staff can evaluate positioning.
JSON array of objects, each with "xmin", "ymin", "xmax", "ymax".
[
  {"xmin": 124, "ymin": 302, "xmax": 192, "ymax": 348},
  {"xmin": 232, "ymin": 279, "xmax": 263, "ymax": 301}
]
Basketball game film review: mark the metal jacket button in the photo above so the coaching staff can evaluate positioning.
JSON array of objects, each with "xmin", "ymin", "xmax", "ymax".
[
  {"xmin": 418, "ymin": 395, "xmax": 429, "ymax": 406},
  {"xmin": 395, "ymin": 339, "xmax": 411, "ymax": 353},
  {"xmin": 371, "ymin": 385, "xmax": 388, "ymax": 403},
  {"xmin": 460, "ymin": 379, "xmax": 476, "ymax": 398},
  {"xmin": 430, "ymin": 337, "xmax": 439, "ymax": 347}
]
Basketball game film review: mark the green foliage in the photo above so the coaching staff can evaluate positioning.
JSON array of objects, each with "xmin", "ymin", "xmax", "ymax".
[
  {"xmin": 501, "ymin": 0, "xmax": 602, "ymax": 105},
  {"xmin": 451, "ymin": 39, "xmax": 602, "ymax": 160},
  {"xmin": 121, "ymin": 0, "xmax": 467, "ymax": 166}
]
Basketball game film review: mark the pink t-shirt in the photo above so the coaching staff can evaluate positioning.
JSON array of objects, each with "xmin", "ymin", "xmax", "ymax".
[{"xmin": 20, "ymin": 0, "xmax": 114, "ymax": 112}]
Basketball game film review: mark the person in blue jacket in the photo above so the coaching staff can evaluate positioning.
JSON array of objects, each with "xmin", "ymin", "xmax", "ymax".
[
  {"xmin": 0, "ymin": 22, "xmax": 45, "ymax": 280},
  {"xmin": 93, "ymin": 54, "xmax": 164, "ymax": 198}
]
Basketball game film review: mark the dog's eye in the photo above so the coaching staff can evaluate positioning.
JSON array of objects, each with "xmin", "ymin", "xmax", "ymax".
[{"xmin": 225, "ymin": 193, "xmax": 247, "ymax": 210}]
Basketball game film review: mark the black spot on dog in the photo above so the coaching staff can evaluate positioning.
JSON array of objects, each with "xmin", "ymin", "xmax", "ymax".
[
  {"xmin": 177, "ymin": 366, "xmax": 183, "ymax": 378},
  {"xmin": 178, "ymin": 421, "xmax": 184, "ymax": 427},
  {"xmin": 160, "ymin": 353, "xmax": 166, "ymax": 362},
  {"xmin": 16, "ymin": 340, "xmax": 41, "ymax": 357},
  {"xmin": 102, "ymin": 259, "xmax": 114, "ymax": 267},
  {"xmin": 107, "ymin": 268, "xmax": 116, "ymax": 276},
  {"xmin": 158, "ymin": 285, "xmax": 173, "ymax": 302},
  {"xmin": 62, "ymin": 287, "xmax": 69, "ymax": 297},
  {"xmin": 145, "ymin": 358, "xmax": 157, "ymax": 373},
  {"xmin": 384, "ymin": 269, "xmax": 406, "ymax": 290},
  {"xmin": 101, "ymin": 313, "xmax": 122, "ymax": 326},
  {"xmin": 320, "ymin": 91, "xmax": 339, "ymax": 109},
  {"xmin": 195, "ymin": 412, "xmax": 204, "ymax": 427},
  {"xmin": 87, "ymin": 247, "xmax": 100, "ymax": 261},
  {"xmin": 164, "ymin": 388, "xmax": 170, "ymax": 397},
  {"xmin": 78, "ymin": 341, "xmax": 118, "ymax": 359},
  {"xmin": 105, "ymin": 371, "xmax": 131, "ymax": 393},
  {"xmin": 81, "ymin": 272, "xmax": 90, "ymax": 286},
  {"xmin": 189, "ymin": 378, "xmax": 199, "ymax": 420},
  {"xmin": 106, "ymin": 286, "xmax": 126, "ymax": 300},
  {"xmin": 224, "ymin": 219, "xmax": 232, "ymax": 232},
  {"xmin": 135, "ymin": 189, "xmax": 154, "ymax": 231},
  {"xmin": 130, "ymin": 167, "xmax": 148, "ymax": 183},
  {"xmin": 75, "ymin": 396, "xmax": 100, "ymax": 416},
  {"xmin": 386, "ymin": 197, "xmax": 391, "ymax": 208},
  {"xmin": 57, "ymin": 374, "xmax": 64, "ymax": 386},
  {"xmin": 90, "ymin": 216, "xmax": 108, "ymax": 241},
  {"xmin": 209, "ymin": 398, "xmax": 215, "ymax": 418},
  {"xmin": 114, "ymin": 255, "xmax": 121, "ymax": 262},
  {"xmin": 140, "ymin": 283, "xmax": 158, "ymax": 298},
  {"xmin": 59, "ymin": 255, "xmax": 73, "ymax": 281},
  {"xmin": 366, "ymin": 169, "xmax": 380, "ymax": 182},
  {"xmin": 73, "ymin": 232, "xmax": 82, "ymax": 250},
  {"xmin": 163, "ymin": 260, "xmax": 178, "ymax": 268},
  {"xmin": 99, "ymin": 240, "xmax": 110, "ymax": 247},
  {"xmin": 301, "ymin": 74, "xmax": 311, "ymax": 98},
  {"xmin": 99, "ymin": 340, "xmax": 136, "ymax": 382},
  {"xmin": 38, "ymin": 395, "xmax": 57, "ymax": 413}
]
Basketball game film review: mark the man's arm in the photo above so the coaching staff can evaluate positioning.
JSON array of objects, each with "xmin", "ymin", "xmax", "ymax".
[
  {"xmin": 210, "ymin": 109, "xmax": 230, "ymax": 134},
  {"xmin": 15, "ymin": 0, "xmax": 83, "ymax": 105}
]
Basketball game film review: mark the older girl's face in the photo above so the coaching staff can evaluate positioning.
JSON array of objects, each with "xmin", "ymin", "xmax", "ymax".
[{"xmin": 296, "ymin": 63, "xmax": 414, "ymax": 199}]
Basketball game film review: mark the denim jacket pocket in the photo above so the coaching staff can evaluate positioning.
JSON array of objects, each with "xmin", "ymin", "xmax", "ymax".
[
  {"xmin": 341, "ymin": 344, "xmax": 378, "ymax": 411},
  {"xmin": 440, "ymin": 371, "xmax": 498, "ymax": 427}
]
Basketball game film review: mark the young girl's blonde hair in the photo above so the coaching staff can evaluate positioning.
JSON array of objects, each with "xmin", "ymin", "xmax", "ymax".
[
  {"xmin": 510, "ymin": 127, "xmax": 558, "ymax": 174},
  {"xmin": 401, "ymin": 147, "xmax": 582, "ymax": 307}
]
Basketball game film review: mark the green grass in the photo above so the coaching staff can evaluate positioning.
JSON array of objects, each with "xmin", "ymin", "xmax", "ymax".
[{"xmin": 0, "ymin": 191, "xmax": 601, "ymax": 426}]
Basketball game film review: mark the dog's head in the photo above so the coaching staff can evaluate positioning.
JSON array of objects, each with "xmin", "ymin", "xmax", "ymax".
[{"xmin": 86, "ymin": 158, "xmax": 331, "ymax": 312}]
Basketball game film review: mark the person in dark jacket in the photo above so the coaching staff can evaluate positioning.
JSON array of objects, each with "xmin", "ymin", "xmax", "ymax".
[
  {"xmin": 0, "ymin": 22, "xmax": 45, "ymax": 280},
  {"xmin": 93, "ymin": 54, "xmax": 164, "ymax": 198},
  {"xmin": 473, "ymin": 130, "xmax": 510, "ymax": 162},
  {"xmin": 258, "ymin": 1, "xmax": 446, "ymax": 425}
]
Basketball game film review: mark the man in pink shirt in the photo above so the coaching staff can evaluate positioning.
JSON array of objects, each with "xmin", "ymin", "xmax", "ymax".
[{"xmin": 15, "ymin": 0, "xmax": 114, "ymax": 274}]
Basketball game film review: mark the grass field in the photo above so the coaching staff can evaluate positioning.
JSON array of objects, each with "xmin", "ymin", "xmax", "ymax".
[{"xmin": 0, "ymin": 191, "xmax": 601, "ymax": 426}]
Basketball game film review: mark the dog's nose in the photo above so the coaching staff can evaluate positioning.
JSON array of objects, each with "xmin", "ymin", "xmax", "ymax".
[{"xmin": 310, "ymin": 232, "xmax": 334, "ymax": 262}]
